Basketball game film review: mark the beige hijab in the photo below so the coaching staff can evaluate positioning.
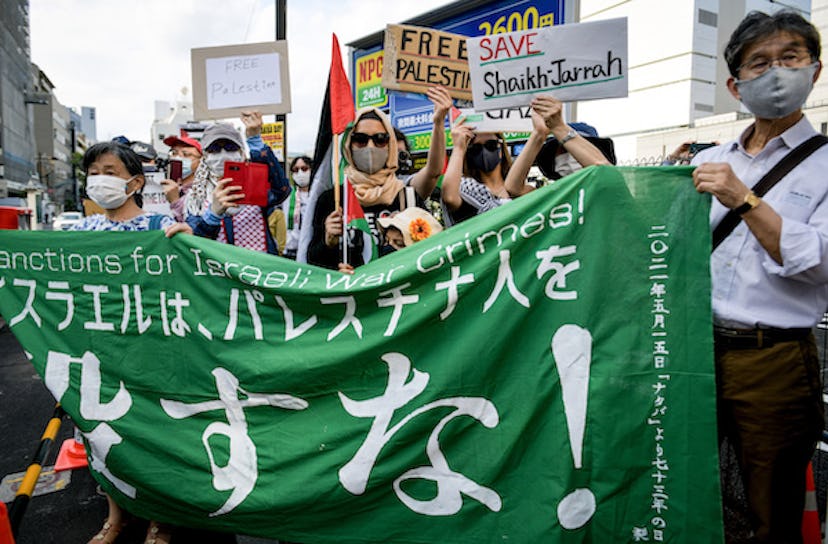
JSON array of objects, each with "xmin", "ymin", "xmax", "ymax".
[{"xmin": 342, "ymin": 107, "xmax": 403, "ymax": 207}]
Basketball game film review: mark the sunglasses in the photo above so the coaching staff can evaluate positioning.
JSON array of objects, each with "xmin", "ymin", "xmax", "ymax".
[
  {"xmin": 469, "ymin": 139, "xmax": 501, "ymax": 153},
  {"xmin": 205, "ymin": 141, "xmax": 241, "ymax": 153},
  {"xmin": 351, "ymin": 132, "xmax": 390, "ymax": 148},
  {"xmin": 291, "ymin": 165, "xmax": 310, "ymax": 173}
]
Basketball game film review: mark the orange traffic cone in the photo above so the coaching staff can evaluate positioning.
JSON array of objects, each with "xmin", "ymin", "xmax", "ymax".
[
  {"xmin": 0, "ymin": 501, "xmax": 14, "ymax": 544},
  {"xmin": 801, "ymin": 461, "xmax": 820, "ymax": 544},
  {"xmin": 54, "ymin": 427, "xmax": 88, "ymax": 472}
]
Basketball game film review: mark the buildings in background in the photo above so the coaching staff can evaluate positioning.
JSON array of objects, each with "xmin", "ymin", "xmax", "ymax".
[
  {"xmin": 78, "ymin": 106, "xmax": 96, "ymax": 143},
  {"xmin": 0, "ymin": 0, "xmax": 37, "ymax": 200},
  {"xmin": 576, "ymin": 0, "xmax": 821, "ymax": 162},
  {"xmin": 30, "ymin": 64, "xmax": 72, "ymax": 219},
  {"xmin": 151, "ymin": 92, "xmax": 209, "ymax": 156},
  {"xmin": 0, "ymin": 0, "xmax": 96, "ymax": 223}
]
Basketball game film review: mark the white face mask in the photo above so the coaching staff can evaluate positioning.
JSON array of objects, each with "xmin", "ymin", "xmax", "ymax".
[
  {"xmin": 204, "ymin": 150, "xmax": 244, "ymax": 176},
  {"xmin": 86, "ymin": 174, "xmax": 138, "ymax": 209},
  {"xmin": 293, "ymin": 170, "xmax": 311, "ymax": 188},
  {"xmin": 554, "ymin": 153, "xmax": 583, "ymax": 178}
]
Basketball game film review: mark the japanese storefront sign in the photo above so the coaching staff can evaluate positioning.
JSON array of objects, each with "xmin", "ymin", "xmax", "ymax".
[
  {"xmin": 0, "ymin": 166, "xmax": 722, "ymax": 543},
  {"xmin": 260, "ymin": 122, "xmax": 285, "ymax": 163},
  {"xmin": 382, "ymin": 24, "xmax": 472, "ymax": 101},
  {"xmin": 191, "ymin": 41, "xmax": 292, "ymax": 120},
  {"xmin": 355, "ymin": 49, "xmax": 387, "ymax": 109},
  {"xmin": 466, "ymin": 18, "xmax": 628, "ymax": 110}
]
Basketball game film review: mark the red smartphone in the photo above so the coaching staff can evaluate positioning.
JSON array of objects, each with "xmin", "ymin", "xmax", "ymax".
[
  {"xmin": 223, "ymin": 161, "xmax": 269, "ymax": 207},
  {"xmin": 167, "ymin": 159, "xmax": 183, "ymax": 181}
]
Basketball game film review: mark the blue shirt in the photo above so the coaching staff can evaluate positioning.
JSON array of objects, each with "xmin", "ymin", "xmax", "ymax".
[
  {"xmin": 692, "ymin": 115, "xmax": 828, "ymax": 328},
  {"xmin": 72, "ymin": 213, "xmax": 174, "ymax": 231}
]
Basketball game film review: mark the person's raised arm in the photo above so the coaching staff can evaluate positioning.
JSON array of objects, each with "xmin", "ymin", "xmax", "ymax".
[
  {"xmin": 441, "ymin": 118, "xmax": 474, "ymax": 211},
  {"xmin": 241, "ymin": 110, "xmax": 263, "ymax": 139},
  {"xmin": 242, "ymin": 110, "xmax": 291, "ymax": 205},
  {"xmin": 410, "ymin": 86, "xmax": 453, "ymax": 199},
  {"xmin": 504, "ymin": 97, "xmax": 555, "ymax": 196},
  {"xmin": 538, "ymin": 96, "xmax": 609, "ymax": 171}
]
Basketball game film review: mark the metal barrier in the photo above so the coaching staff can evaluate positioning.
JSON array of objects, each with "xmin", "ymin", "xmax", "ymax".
[{"xmin": 7, "ymin": 404, "xmax": 65, "ymax": 538}]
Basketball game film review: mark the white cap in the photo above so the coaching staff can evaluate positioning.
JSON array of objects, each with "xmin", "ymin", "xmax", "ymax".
[{"xmin": 377, "ymin": 207, "xmax": 442, "ymax": 247}]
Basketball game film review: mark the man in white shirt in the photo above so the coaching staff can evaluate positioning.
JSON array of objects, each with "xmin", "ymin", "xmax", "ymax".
[{"xmin": 691, "ymin": 10, "xmax": 827, "ymax": 543}]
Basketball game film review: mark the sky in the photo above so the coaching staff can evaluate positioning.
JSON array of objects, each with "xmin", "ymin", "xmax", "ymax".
[{"xmin": 29, "ymin": 0, "xmax": 452, "ymax": 155}]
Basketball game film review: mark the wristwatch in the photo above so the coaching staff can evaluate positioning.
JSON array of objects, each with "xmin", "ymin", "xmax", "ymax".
[
  {"xmin": 734, "ymin": 191, "xmax": 761, "ymax": 215},
  {"xmin": 559, "ymin": 128, "xmax": 578, "ymax": 146}
]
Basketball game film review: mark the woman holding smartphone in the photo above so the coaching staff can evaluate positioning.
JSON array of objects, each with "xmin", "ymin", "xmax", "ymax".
[{"xmin": 184, "ymin": 111, "xmax": 291, "ymax": 255}]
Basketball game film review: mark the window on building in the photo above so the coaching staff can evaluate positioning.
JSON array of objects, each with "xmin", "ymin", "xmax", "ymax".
[
  {"xmin": 694, "ymin": 103, "xmax": 714, "ymax": 113},
  {"xmin": 699, "ymin": 9, "xmax": 717, "ymax": 27}
]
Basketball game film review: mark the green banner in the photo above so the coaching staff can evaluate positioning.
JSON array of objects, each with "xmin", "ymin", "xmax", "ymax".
[{"xmin": 0, "ymin": 166, "xmax": 722, "ymax": 543}]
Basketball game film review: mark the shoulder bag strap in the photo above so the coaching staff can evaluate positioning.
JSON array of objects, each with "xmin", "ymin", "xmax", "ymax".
[{"xmin": 711, "ymin": 134, "xmax": 828, "ymax": 251}]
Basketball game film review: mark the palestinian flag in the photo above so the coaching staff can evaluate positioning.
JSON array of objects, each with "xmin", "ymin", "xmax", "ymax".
[
  {"xmin": 343, "ymin": 176, "xmax": 377, "ymax": 264},
  {"xmin": 296, "ymin": 33, "xmax": 356, "ymax": 263}
]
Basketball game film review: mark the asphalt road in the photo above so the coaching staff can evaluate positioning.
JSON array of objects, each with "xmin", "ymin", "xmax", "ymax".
[{"xmin": 0, "ymin": 318, "xmax": 281, "ymax": 544}]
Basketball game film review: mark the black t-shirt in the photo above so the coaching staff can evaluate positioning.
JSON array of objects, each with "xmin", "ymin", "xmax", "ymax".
[{"xmin": 307, "ymin": 187, "xmax": 425, "ymax": 270}]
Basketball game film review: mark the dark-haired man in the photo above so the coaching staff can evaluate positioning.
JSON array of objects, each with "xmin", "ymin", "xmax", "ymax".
[{"xmin": 691, "ymin": 10, "xmax": 827, "ymax": 542}]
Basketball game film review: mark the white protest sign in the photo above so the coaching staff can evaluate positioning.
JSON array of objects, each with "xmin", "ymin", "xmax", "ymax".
[
  {"xmin": 141, "ymin": 172, "xmax": 172, "ymax": 217},
  {"xmin": 466, "ymin": 18, "xmax": 628, "ymax": 111},
  {"xmin": 453, "ymin": 107, "xmax": 533, "ymax": 133},
  {"xmin": 205, "ymin": 54, "xmax": 282, "ymax": 110},
  {"xmin": 192, "ymin": 41, "xmax": 292, "ymax": 120}
]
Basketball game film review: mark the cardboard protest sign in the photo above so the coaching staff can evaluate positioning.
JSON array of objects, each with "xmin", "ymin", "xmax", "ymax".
[
  {"xmin": 0, "ymin": 166, "xmax": 723, "ymax": 543},
  {"xmin": 382, "ymin": 24, "xmax": 472, "ymax": 101},
  {"xmin": 139, "ymin": 171, "xmax": 172, "ymax": 217},
  {"xmin": 192, "ymin": 41, "xmax": 292, "ymax": 120},
  {"xmin": 466, "ymin": 18, "xmax": 628, "ymax": 111}
]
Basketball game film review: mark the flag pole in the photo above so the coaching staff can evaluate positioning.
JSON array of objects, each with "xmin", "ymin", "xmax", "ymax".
[
  {"xmin": 342, "ymin": 174, "xmax": 349, "ymax": 266},
  {"xmin": 332, "ymin": 133, "xmax": 341, "ymax": 209}
]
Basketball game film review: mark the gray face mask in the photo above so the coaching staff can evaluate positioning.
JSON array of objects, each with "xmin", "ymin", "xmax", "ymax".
[
  {"xmin": 351, "ymin": 146, "xmax": 388, "ymax": 175},
  {"xmin": 735, "ymin": 63, "xmax": 817, "ymax": 119}
]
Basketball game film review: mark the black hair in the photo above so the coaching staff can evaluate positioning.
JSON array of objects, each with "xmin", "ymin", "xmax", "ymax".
[
  {"xmin": 290, "ymin": 155, "xmax": 313, "ymax": 171},
  {"xmin": 393, "ymin": 128, "xmax": 410, "ymax": 152},
  {"xmin": 82, "ymin": 141, "xmax": 145, "ymax": 207},
  {"xmin": 357, "ymin": 110, "xmax": 383, "ymax": 123},
  {"xmin": 725, "ymin": 10, "xmax": 821, "ymax": 77}
]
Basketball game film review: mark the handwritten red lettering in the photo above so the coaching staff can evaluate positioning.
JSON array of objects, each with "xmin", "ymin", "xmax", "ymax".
[
  {"xmin": 480, "ymin": 37, "xmax": 493, "ymax": 62},
  {"xmin": 480, "ymin": 32, "xmax": 542, "ymax": 62}
]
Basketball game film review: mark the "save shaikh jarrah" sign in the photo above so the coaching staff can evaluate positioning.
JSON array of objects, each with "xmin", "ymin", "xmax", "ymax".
[{"xmin": 466, "ymin": 18, "xmax": 628, "ymax": 110}]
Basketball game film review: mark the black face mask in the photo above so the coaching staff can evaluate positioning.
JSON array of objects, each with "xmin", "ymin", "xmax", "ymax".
[
  {"xmin": 397, "ymin": 150, "xmax": 413, "ymax": 175},
  {"xmin": 468, "ymin": 147, "xmax": 501, "ymax": 173}
]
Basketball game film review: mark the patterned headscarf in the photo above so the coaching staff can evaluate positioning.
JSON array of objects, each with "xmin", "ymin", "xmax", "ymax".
[{"xmin": 184, "ymin": 159, "xmax": 219, "ymax": 218}]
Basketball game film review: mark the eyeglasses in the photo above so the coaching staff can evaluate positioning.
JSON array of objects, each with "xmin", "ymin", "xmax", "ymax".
[
  {"xmin": 205, "ymin": 141, "xmax": 241, "ymax": 153},
  {"xmin": 738, "ymin": 48, "xmax": 812, "ymax": 76},
  {"xmin": 291, "ymin": 165, "xmax": 310, "ymax": 173},
  {"xmin": 469, "ymin": 139, "xmax": 502, "ymax": 153},
  {"xmin": 351, "ymin": 132, "xmax": 390, "ymax": 148}
]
